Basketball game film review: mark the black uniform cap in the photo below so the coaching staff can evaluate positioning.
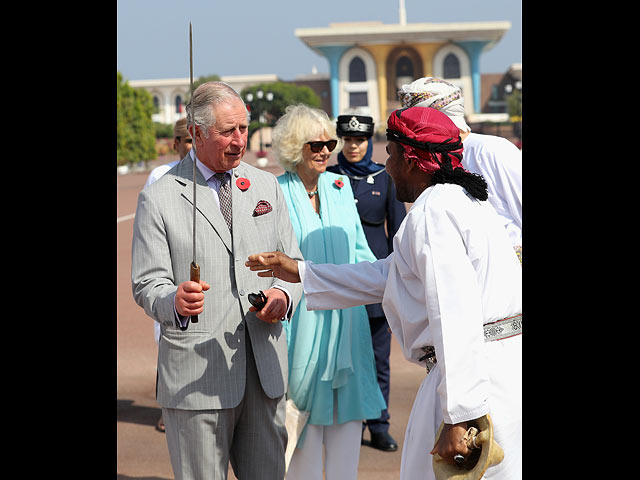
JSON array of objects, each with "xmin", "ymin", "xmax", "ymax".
[{"xmin": 336, "ymin": 115, "xmax": 374, "ymax": 138}]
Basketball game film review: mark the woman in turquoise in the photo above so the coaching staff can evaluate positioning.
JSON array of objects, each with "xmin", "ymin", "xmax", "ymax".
[{"xmin": 272, "ymin": 104, "xmax": 386, "ymax": 480}]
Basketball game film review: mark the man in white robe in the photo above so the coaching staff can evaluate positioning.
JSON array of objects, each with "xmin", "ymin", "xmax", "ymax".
[
  {"xmin": 246, "ymin": 106, "xmax": 522, "ymax": 480},
  {"xmin": 398, "ymin": 77, "xmax": 522, "ymax": 255}
]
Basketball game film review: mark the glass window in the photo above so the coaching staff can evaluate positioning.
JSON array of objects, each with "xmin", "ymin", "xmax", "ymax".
[
  {"xmin": 349, "ymin": 91, "xmax": 368, "ymax": 107},
  {"xmin": 349, "ymin": 57, "xmax": 366, "ymax": 82},
  {"xmin": 443, "ymin": 54, "xmax": 460, "ymax": 78}
]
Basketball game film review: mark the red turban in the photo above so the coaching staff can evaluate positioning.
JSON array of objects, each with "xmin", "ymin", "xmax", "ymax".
[{"xmin": 386, "ymin": 107, "xmax": 466, "ymax": 176}]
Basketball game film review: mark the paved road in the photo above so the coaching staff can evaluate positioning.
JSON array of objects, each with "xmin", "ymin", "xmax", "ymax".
[{"xmin": 116, "ymin": 146, "xmax": 425, "ymax": 479}]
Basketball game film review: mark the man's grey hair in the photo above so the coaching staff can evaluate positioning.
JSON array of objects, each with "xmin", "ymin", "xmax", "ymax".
[{"xmin": 186, "ymin": 81, "xmax": 250, "ymax": 138}]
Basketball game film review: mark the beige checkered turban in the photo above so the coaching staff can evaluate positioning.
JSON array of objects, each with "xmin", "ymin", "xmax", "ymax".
[{"xmin": 398, "ymin": 77, "xmax": 471, "ymax": 132}]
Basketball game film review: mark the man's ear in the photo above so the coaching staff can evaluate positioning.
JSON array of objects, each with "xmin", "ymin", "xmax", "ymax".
[
  {"xmin": 189, "ymin": 124, "xmax": 199, "ymax": 141},
  {"xmin": 405, "ymin": 154, "xmax": 417, "ymax": 171}
]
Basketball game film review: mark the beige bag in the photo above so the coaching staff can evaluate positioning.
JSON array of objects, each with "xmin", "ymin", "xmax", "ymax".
[{"xmin": 284, "ymin": 398, "xmax": 310, "ymax": 471}]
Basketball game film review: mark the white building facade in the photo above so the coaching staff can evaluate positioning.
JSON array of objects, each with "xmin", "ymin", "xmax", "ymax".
[{"xmin": 128, "ymin": 74, "xmax": 279, "ymax": 126}]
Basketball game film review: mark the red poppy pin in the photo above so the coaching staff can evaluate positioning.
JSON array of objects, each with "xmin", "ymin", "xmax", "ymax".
[
  {"xmin": 334, "ymin": 178, "xmax": 344, "ymax": 189},
  {"xmin": 236, "ymin": 177, "xmax": 250, "ymax": 191}
]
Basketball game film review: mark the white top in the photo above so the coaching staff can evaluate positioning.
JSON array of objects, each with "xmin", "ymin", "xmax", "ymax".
[
  {"xmin": 299, "ymin": 184, "xmax": 521, "ymax": 423},
  {"xmin": 462, "ymin": 132, "xmax": 522, "ymax": 247},
  {"xmin": 144, "ymin": 160, "xmax": 180, "ymax": 189}
]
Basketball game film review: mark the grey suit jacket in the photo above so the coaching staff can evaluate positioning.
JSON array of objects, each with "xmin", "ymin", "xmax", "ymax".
[{"xmin": 131, "ymin": 156, "xmax": 303, "ymax": 410}]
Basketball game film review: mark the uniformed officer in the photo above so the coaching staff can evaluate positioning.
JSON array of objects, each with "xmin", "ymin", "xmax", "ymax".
[{"xmin": 328, "ymin": 114, "xmax": 407, "ymax": 452}]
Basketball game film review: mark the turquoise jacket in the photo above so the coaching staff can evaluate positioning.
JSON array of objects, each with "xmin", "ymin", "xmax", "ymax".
[{"xmin": 278, "ymin": 170, "xmax": 386, "ymax": 443}]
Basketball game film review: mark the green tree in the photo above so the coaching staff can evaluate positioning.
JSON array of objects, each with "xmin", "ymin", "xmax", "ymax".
[
  {"xmin": 506, "ymin": 90, "xmax": 522, "ymax": 144},
  {"xmin": 117, "ymin": 72, "xmax": 157, "ymax": 167},
  {"xmin": 507, "ymin": 90, "xmax": 522, "ymax": 122},
  {"xmin": 241, "ymin": 82, "xmax": 321, "ymax": 139},
  {"xmin": 153, "ymin": 122, "xmax": 174, "ymax": 139}
]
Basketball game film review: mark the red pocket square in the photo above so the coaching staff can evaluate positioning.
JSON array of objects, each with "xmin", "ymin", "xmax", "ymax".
[{"xmin": 253, "ymin": 200, "xmax": 272, "ymax": 216}]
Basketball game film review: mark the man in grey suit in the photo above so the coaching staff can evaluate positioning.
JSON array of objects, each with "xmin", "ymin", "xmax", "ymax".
[{"xmin": 131, "ymin": 81, "xmax": 303, "ymax": 480}]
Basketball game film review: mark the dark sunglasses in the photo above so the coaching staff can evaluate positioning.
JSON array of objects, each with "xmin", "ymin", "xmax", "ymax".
[{"xmin": 306, "ymin": 139, "xmax": 337, "ymax": 153}]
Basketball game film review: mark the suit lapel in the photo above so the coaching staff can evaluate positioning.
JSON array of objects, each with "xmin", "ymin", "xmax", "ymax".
[
  {"xmin": 231, "ymin": 163, "xmax": 253, "ymax": 251},
  {"xmin": 175, "ymin": 157, "xmax": 233, "ymax": 253}
]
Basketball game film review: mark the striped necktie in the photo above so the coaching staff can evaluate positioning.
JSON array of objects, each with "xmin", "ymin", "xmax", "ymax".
[{"xmin": 214, "ymin": 172, "xmax": 232, "ymax": 231}]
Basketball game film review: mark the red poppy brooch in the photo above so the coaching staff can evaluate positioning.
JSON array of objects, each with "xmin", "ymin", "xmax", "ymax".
[
  {"xmin": 236, "ymin": 177, "xmax": 250, "ymax": 191},
  {"xmin": 334, "ymin": 178, "xmax": 344, "ymax": 189}
]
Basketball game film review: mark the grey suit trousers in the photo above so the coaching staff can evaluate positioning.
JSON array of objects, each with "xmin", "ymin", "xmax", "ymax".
[{"xmin": 163, "ymin": 329, "xmax": 287, "ymax": 480}]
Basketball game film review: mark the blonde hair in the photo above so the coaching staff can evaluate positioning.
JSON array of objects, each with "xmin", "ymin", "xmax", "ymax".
[{"xmin": 271, "ymin": 104, "xmax": 342, "ymax": 172}]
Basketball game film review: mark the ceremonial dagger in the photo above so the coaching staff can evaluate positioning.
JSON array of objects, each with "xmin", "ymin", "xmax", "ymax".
[{"xmin": 189, "ymin": 22, "xmax": 200, "ymax": 323}]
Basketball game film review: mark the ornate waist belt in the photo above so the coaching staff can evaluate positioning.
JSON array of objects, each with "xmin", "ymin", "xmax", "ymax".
[{"xmin": 420, "ymin": 314, "xmax": 522, "ymax": 373}]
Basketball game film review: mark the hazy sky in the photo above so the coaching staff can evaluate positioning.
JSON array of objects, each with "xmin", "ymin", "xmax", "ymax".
[{"xmin": 117, "ymin": 0, "xmax": 521, "ymax": 82}]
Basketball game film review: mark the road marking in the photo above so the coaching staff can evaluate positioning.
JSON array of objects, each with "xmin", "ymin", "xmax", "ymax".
[{"xmin": 117, "ymin": 213, "xmax": 136, "ymax": 223}]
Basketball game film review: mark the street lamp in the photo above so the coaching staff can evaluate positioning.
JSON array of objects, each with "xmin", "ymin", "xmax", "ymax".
[{"xmin": 245, "ymin": 89, "xmax": 274, "ymax": 153}]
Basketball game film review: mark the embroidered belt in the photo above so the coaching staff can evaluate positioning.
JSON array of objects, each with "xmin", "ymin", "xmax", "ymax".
[
  {"xmin": 514, "ymin": 245, "xmax": 522, "ymax": 263},
  {"xmin": 419, "ymin": 314, "xmax": 522, "ymax": 373}
]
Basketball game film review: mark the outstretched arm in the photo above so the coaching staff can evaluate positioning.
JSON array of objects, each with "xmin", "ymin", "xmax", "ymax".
[
  {"xmin": 246, "ymin": 251, "xmax": 301, "ymax": 283},
  {"xmin": 246, "ymin": 252, "xmax": 392, "ymax": 310}
]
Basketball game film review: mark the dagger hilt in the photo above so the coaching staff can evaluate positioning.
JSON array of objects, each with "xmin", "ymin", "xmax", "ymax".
[{"xmin": 190, "ymin": 261, "xmax": 200, "ymax": 323}]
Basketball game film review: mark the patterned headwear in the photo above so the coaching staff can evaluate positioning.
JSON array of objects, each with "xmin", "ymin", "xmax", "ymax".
[
  {"xmin": 386, "ymin": 106, "xmax": 465, "ymax": 176},
  {"xmin": 397, "ymin": 77, "xmax": 471, "ymax": 132}
]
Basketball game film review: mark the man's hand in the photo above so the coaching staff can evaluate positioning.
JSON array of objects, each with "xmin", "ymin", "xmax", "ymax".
[
  {"xmin": 245, "ymin": 251, "xmax": 301, "ymax": 283},
  {"xmin": 430, "ymin": 422, "xmax": 470, "ymax": 465},
  {"xmin": 248, "ymin": 287, "xmax": 288, "ymax": 323},
  {"xmin": 175, "ymin": 280, "xmax": 210, "ymax": 317}
]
